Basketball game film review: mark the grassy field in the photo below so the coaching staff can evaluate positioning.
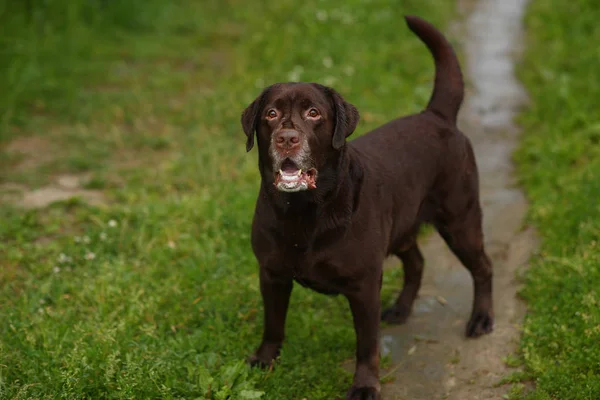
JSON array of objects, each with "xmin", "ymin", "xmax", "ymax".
[
  {"xmin": 515, "ymin": 0, "xmax": 600, "ymax": 398},
  {"xmin": 0, "ymin": 1, "xmax": 456, "ymax": 398}
]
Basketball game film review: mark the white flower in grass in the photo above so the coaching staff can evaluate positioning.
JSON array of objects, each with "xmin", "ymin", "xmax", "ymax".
[
  {"xmin": 74, "ymin": 236, "xmax": 81, "ymax": 243},
  {"xmin": 343, "ymin": 66, "xmax": 355, "ymax": 77},
  {"xmin": 83, "ymin": 236, "xmax": 91, "ymax": 244},
  {"xmin": 85, "ymin": 252, "xmax": 96, "ymax": 261},
  {"xmin": 53, "ymin": 266, "xmax": 61, "ymax": 274},
  {"xmin": 58, "ymin": 253, "xmax": 71, "ymax": 263},
  {"xmin": 323, "ymin": 76, "xmax": 337, "ymax": 86},
  {"xmin": 288, "ymin": 65, "xmax": 304, "ymax": 82},
  {"xmin": 316, "ymin": 10, "xmax": 328, "ymax": 22},
  {"xmin": 100, "ymin": 232, "xmax": 107, "ymax": 241},
  {"xmin": 108, "ymin": 219, "xmax": 118, "ymax": 228},
  {"xmin": 322, "ymin": 57, "xmax": 333, "ymax": 69},
  {"xmin": 168, "ymin": 241, "xmax": 176, "ymax": 249},
  {"xmin": 341, "ymin": 13, "xmax": 354, "ymax": 25}
]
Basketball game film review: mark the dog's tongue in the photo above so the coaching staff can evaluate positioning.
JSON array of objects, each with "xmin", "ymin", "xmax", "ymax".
[{"xmin": 281, "ymin": 159, "xmax": 299, "ymax": 174}]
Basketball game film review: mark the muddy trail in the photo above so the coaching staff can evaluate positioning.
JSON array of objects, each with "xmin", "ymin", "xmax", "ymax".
[{"xmin": 381, "ymin": 0, "xmax": 536, "ymax": 399}]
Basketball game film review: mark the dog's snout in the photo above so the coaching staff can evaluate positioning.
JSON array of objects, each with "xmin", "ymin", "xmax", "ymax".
[{"xmin": 275, "ymin": 130, "xmax": 300, "ymax": 149}]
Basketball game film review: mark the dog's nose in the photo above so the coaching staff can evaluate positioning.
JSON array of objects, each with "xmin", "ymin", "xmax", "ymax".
[{"xmin": 275, "ymin": 130, "xmax": 300, "ymax": 149}]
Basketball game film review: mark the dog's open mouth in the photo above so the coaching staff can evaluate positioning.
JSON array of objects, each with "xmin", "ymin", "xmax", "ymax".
[{"xmin": 274, "ymin": 159, "xmax": 317, "ymax": 192}]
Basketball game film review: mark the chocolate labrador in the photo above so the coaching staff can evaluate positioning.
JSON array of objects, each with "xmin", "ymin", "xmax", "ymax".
[{"xmin": 241, "ymin": 15, "xmax": 493, "ymax": 400}]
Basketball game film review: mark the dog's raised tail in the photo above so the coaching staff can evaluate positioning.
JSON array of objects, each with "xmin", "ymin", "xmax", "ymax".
[{"xmin": 405, "ymin": 15, "xmax": 464, "ymax": 124}]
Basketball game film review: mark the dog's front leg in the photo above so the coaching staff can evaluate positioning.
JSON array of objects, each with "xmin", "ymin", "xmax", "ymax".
[
  {"xmin": 346, "ymin": 284, "xmax": 381, "ymax": 400},
  {"xmin": 248, "ymin": 268, "xmax": 293, "ymax": 368}
]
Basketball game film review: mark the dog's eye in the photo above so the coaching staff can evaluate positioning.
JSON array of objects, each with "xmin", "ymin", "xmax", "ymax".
[
  {"xmin": 307, "ymin": 108, "xmax": 320, "ymax": 118},
  {"xmin": 266, "ymin": 109, "xmax": 278, "ymax": 119}
]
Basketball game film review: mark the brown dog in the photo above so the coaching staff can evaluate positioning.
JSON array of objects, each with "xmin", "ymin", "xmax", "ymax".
[{"xmin": 241, "ymin": 15, "xmax": 493, "ymax": 400}]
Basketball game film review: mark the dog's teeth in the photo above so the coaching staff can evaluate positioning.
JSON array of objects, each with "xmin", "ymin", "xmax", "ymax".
[
  {"xmin": 279, "ymin": 169, "xmax": 283, "ymax": 175},
  {"xmin": 297, "ymin": 169, "xmax": 302, "ymax": 176}
]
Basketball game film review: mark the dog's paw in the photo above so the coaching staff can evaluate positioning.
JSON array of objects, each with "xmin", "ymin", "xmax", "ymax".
[
  {"xmin": 246, "ymin": 354, "xmax": 272, "ymax": 369},
  {"xmin": 466, "ymin": 309, "xmax": 494, "ymax": 337},
  {"xmin": 247, "ymin": 342, "xmax": 281, "ymax": 369},
  {"xmin": 381, "ymin": 305, "xmax": 410, "ymax": 325},
  {"xmin": 346, "ymin": 386, "xmax": 380, "ymax": 400}
]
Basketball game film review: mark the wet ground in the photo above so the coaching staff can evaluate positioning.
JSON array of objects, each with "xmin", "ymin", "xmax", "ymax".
[{"xmin": 381, "ymin": 0, "xmax": 537, "ymax": 398}]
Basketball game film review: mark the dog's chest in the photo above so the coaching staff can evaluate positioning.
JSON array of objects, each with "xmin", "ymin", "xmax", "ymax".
[
  {"xmin": 283, "ymin": 251, "xmax": 351, "ymax": 296},
  {"xmin": 261, "ymin": 212, "xmax": 356, "ymax": 295}
]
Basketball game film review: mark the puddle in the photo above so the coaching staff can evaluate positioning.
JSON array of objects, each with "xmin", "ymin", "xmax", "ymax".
[{"xmin": 381, "ymin": 0, "xmax": 537, "ymax": 398}]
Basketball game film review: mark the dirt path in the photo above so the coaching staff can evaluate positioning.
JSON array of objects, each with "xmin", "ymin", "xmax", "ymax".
[{"xmin": 381, "ymin": 0, "xmax": 536, "ymax": 398}]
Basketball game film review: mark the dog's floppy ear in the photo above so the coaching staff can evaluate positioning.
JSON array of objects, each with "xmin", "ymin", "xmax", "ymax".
[
  {"xmin": 328, "ymin": 88, "xmax": 360, "ymax": 150},
  {"xmin": 241, "ymin": 86, "xmax": 272, "ymax": 152}
]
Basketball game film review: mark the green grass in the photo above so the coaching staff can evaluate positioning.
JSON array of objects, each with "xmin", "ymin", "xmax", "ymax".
[
  {"xmin": 0, "ymin": 1, "xmax": 456, "ymax": 398},
  {"xmin": 515, "ymin": 0, "xmax": 600, "ymax": 398}
]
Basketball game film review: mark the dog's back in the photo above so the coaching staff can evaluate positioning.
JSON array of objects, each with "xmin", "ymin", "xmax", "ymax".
[{"xmin": 347, "ymin": 14, "xmax": 474, "ymax": 229}]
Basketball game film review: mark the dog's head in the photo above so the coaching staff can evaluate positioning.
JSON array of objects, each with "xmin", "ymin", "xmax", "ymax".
[{"xmin": 241, "ymin": 83, "xmax": 359, "ymax": 193}]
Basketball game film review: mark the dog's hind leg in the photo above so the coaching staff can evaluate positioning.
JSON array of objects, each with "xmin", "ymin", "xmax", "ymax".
[
  {"xmin": 435, "ymin": 203, "xmax": 494, "ymax": 337},
  {"xmin": 381, "ymin": 243, "xmax": 424, "ymax": 324}
]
